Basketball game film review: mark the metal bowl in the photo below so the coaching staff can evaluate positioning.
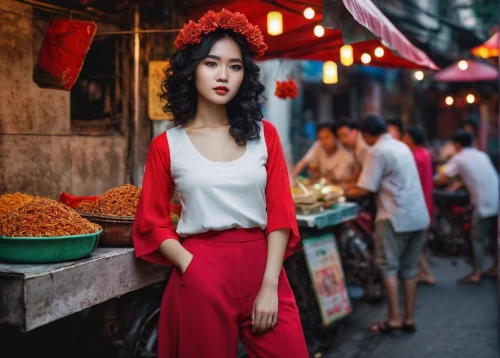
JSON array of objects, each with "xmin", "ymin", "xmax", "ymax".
[{"xmin": 77, "ymin": 211, "xmax": 134, "ymax": 247}]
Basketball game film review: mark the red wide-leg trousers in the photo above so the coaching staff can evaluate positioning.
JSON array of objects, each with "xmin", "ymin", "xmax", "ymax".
[{"xmin": 158, "ymin": 228, "xmax": 308, "ymax": 358}]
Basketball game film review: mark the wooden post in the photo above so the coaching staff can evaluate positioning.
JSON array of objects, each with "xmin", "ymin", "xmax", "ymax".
[{"xmin": 132, "ymin": 5, "xmax": 141, "ymax": 186}]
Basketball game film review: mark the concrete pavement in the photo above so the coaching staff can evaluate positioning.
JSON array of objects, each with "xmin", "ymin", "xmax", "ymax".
[{"xmin": 324, "ymin": 256, "xmax": 498, "ymax": 358}]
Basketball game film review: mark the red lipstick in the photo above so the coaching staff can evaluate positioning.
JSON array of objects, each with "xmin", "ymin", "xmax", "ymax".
[{"xmin": 213, "ymin": 86, "xmax": 229, "ymax": 95}]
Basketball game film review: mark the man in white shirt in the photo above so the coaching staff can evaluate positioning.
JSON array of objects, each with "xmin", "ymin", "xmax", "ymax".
[
  {"xmin": 335, "ymin": 119, "xmax": 370, "ymax": 183},
  {"xmin": 435, "ymin": 130, "xmax": 499, "ymax": 283},
  {"xmin": 291, "ymin": 123, "xmax": 354, "ymax": 184},
  {"xmin": 346, "ymin": 115, "xmax": 430, "ymax": 334}
]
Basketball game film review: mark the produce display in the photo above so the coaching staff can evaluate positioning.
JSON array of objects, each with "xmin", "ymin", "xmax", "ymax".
[
  {"xmin": 291, "ymin": 179, "xmax": 344, "ymax": 215},
  {"xmin": 0, "ymin": 193, "xmax": 34, "ymax": 218},
  {"xmin": 76, "ymin": 184, "xmax": 141, "ymax": 217},
  {"xmin": 0, "ymin": 198, "xmax": 101, "ymax": 237}
]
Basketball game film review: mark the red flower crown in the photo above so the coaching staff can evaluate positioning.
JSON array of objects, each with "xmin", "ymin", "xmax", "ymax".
[{"xmin": 174, "ymin": 9, "xmax": 268, "ymax": 57}]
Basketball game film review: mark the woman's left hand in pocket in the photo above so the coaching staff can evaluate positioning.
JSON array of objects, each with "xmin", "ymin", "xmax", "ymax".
[{"xmin": 251, "ymin": 283, "xmax": 278, "ymax": 335}]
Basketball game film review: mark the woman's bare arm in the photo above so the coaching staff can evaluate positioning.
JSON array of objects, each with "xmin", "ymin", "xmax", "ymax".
[
  {"xmin": 159, "ymin": 239, "xmax": 193, "ymax": 273},
  {"xmin": 252, "ymin": 228, "xmax": 289, "ymax": 334}
]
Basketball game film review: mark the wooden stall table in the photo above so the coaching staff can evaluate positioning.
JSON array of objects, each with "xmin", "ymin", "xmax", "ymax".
[{"xmin": 0, "ymin": 247, "xmax": 168, "ymax": 332}]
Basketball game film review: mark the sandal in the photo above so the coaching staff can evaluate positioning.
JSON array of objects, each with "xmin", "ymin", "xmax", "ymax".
[
  {"xmin": 370, "ymin": 321, "xmax": 401, "ymax": 334},
  {"xmin": 417, "ymin": 276, "xmax": 436, "ymax": 285},
  {"xmin": 401, "ymin": 323, "xmax": 417, "ymax": 333},
  {"xmin": 458, "ymin": 274, "xmax": 481, "ymax": 285},
  {"xmin": 482, "ymin": 268, "xmax": 497, "ymax": 279}
]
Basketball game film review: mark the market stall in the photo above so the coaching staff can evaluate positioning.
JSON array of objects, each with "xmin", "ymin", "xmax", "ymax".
[
  {"xmin": 0, "ymin": 248, "xmax": 168, "ymax": 332},
  {"xmin": 282, "ymin": 180, "xmax": 377, "ymax": 355},
  {"xmin": 0, "ymin": 188, "xmax": 171, "ymax": 357}
]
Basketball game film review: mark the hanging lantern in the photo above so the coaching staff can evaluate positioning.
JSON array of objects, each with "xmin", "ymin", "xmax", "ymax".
[
  {"xmin": 267, "ymin": 11, "xmax": 283, "ymax": 36},
  {"xmin": 445, "ymin": 96, "xmax": 454, "ymax": 106},
  {"xmin": 340, "ymin": 45, "xmax": 353, "ymax": 66},
  {"xmin": 414, "ymin": 71, "xmax": 424, "ymax": 81},
  {"xmin": 466, "ymin": 94, "xmax": 475, "ymax": 104},
  {"xmin": 374, "ymin": 47, "xmax": 384, "ymax": 58},
  {"xmin": 303, "ymin": 7, "xmax": 315, "ymax": 19},
  {"xmin": 323, "ymin": 61, "xmax": 338, "ymax": 84},
  {"xmin": 458, "ymin": 60, "xmax": 468, "ymax": 70},
  {"xmin": 314, "ymin": 25, "xmax": 325, "ymax": 37},
  {"xmin": 361, "ymin": 53, "xmax": 371, "ymax": 64}
]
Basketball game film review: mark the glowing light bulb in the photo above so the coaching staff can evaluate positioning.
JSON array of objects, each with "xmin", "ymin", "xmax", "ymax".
[
  {"xmin": 303, "ymin": 7, "xmax": 315, "ymax": 19},
  {"xmin": 414, "ymin": 71, "xmax": 424, "ymax": 81},
  {"xmin": 445, "ymin": 96, "xmax": 454, "ymax": 106},
  {"xmin": 458, "ymin": 60, "xmax": 468, "ymax": 70},
  {"xmin": 340, "ymin": 45, "xmax": 353, "ymax": 66},
  {"xmin": 361, "ymin": 53, "xmax": 371, "ymax": 64},
  {"xmin": 477, "ymin": 47, "xmax": 490, "ymax": 59},
  {"xmin": 374, "ymin": 47, "xmax": 384, "ymax": 58},
  {"xmin": 466, "ymin": 94, "xmax": 475, "ymax": 104},
  {"xmin": 323, "ymin": 61, "xmax": 338, "ymax": 84},
  {"xmin": 267, "ymin": 11, "xmax": 283, "ymax": 36},
  {"xmin": 314, "ymin": 25, "xmax": 325, "ymax": 37}
]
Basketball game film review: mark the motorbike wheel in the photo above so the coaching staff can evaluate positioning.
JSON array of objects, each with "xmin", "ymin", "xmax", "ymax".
[
  {"xmin": 341, "ymin": 224, "xmax": 383, "ymax": 304},
  {"xmin": 117, "ymin": 286, "xmax": 165, "ymax": 358}
]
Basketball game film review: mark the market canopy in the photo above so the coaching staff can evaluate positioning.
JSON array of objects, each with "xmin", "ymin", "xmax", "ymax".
[
  {"xmin": 471, "ymin": 31, "xmax": 499, "ymax": 58},
  {"xmin": 187, "ymin": 0, "xmax": 439, "ymax": 69},
  {"xmin": 434, "ymin": 60, "xmax": 498, "ymax": 82}
]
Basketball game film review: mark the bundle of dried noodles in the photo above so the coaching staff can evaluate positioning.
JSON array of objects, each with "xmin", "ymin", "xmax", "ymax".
[
  {"xmin": 76, "ymin": 184, "xmax": 141, "ymax": 217},
  {"xmin": 0, "ymin": 193, "xmax": 34, "ymax": 218},
  {"xmin": 0, "ymin": 198, "xmax": 101, "ymax": 237},
  {"xmin": 76, "ymin": 200, "xmax": 98, "ymax": 212}
]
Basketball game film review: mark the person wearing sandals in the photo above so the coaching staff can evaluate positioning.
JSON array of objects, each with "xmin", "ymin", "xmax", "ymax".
[
  {"xmin": 346, "ymin": 115, "xmax": 430, "ymax": 334},
  {"xmin": 435, "ymin": 130, "xmax": 499, "ymax": 284},
  {"xmin": 402, "ymin": 126, "xmax": 436, "ymax": 285}
]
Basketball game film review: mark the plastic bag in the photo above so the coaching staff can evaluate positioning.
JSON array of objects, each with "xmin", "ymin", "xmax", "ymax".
[
  {"xmin": 33, "ymin": 19, "xmax": 98, "ymax": 91},
  {"xmin": 59, "ymin": 191, "xmax": 99, "ymax": 209}
]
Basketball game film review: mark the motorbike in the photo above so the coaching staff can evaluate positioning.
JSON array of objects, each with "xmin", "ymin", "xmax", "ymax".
[
  {"xmin": 334, "ymin": 195, "xmax": 382, "ymax": 303},
  {"xmin": 428, "ymin": 187, "xmax": 472, "ymax": 258}
]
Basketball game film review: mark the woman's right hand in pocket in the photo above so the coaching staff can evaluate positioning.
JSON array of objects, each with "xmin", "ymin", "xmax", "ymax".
[{"xmin": 178, "ymin": 251, "xmax": 194, "ymax": 274}]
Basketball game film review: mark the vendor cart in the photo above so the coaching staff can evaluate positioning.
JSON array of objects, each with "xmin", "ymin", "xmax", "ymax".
[
  {"xmin": 284, "ymin": 201, "xmax": 375, "ymax": 356},
  {"xmin": 0, "ymin": 247, "xmax": 170, "ymax": 358}
]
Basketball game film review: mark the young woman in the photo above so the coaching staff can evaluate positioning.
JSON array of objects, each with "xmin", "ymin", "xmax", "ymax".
[{"xmin": 132, "ymin": 10, "xmax": 308, "ymax": 358}]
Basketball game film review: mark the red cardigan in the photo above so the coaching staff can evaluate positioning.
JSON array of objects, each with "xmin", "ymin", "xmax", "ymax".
[{"xmin": 132, "ymin": 120, "xmax": 300, "ymax": 266}]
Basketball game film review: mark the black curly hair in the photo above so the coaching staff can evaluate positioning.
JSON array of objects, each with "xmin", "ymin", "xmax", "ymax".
[{"xmin": 161, "ymin": 28, "xmax": 266, "ymax": 145}]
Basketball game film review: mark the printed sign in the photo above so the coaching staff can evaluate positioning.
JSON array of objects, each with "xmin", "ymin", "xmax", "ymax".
[
  {"xmin": 302, "ymin": 233, "xmax": 352, "ymax": 326},
  {"xmin": 148, "ymin": 61, "xmax": 174, "ymax": 120}
]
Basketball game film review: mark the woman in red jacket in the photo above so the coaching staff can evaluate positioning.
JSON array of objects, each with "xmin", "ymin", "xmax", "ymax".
[{"xmin": 132, "ymin": 10, "xmax": 307, "ymax": 358}]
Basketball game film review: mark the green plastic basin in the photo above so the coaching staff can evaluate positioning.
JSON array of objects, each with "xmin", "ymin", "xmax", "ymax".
[{"xmin": 0, "ymin": 231, "xmax": 102, "ymax": 264}]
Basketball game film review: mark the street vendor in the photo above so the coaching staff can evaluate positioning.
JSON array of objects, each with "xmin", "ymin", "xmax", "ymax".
[
  {"xmin": 335, "ymin": 119, "xmax": 370, "ymax": 183},
  {"xmin": 345, "ymin": 115, "xmax": 430, "ymax": 335},
  {"xmin": 291, "ymin": 123, "xmax": 355, "ymax": 184},
  {"xmin": 132, "ymin": 9, "xmax": 308, "ymax": 358}
]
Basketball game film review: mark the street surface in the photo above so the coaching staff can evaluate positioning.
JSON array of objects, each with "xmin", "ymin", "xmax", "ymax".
[{"xmin": 325, "ymin": 256, "xmax": 498, "ymax": 358}]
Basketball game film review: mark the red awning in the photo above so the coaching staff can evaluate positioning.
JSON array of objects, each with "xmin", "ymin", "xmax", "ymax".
[
  {"xmin": 187, "ymin": 0, "xmax": 438, "ymax": 69},
  {"xmin": 434, "ymin": 60, "xmax": 498, "ymax": 82},
  {"xmin": 342, "ymin": 0, "xmax": 438, "ymax": 70}
]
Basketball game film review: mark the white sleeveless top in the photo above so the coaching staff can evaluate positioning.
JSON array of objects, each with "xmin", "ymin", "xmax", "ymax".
[{"xmin": 166, "ymin": 123, "xmax": 268, "ymax": 237}]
